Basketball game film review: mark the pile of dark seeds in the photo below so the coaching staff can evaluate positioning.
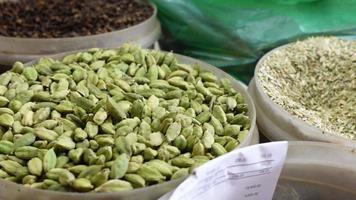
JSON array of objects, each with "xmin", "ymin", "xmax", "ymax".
[{"xmin": 0, "ymin": 0, "xmax": 153, "ymax": 38}]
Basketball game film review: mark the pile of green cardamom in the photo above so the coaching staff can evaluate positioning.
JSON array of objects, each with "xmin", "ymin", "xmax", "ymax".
[{"xmin": 0, "ymin": 45, "xmax": 250, "ymax": 192}]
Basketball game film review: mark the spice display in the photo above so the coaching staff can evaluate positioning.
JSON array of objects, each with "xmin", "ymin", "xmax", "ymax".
[
  {"xmin": 258, "ymin": 37, "xmax": 355, "ymax": 139},
  {"xmin": 0, "ymin": 45, "xmax": 250, "ymax": 192},
  {"xmin": 0, "ymin": 0, "xmax": 153, "ymax": 38}
]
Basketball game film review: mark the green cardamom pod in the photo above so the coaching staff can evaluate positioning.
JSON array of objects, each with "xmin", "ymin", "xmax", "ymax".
[
  {"xmin": 192, "ymin": 142, "xmax": 205, "ymax": 156},
  {"xmin": 146, "ymin": 159, "xmax": 173, "ymax": 177},
  {"xmin": 157, "ymin": 145, "xmax": 180, "ymax": 161},
  {"xmin": 54, "ymin": 135, "xmax": 76, "ymax": 150},
  {"xmin": 212, "ymin": 105, "xmax": 227, "ymax": 123},
  {"xmin": 196, "ymin": 111, "xmax": 211, "ymax": 124},
  {"xmin": 106, "ymin": 97, "xmax": 126, "ymax": 121},
  {"xmin": 225, "ymin": 140, "xmax": 239, "ymax": 152},
  {"xmin": 33, "ymin": 107, "xmax": 51, "ymax": 124},
  {"xmin": 22, "ymin": 175, "xmax": 37, "ymax": 185},
  {"xmin": 55, "ymin": 156, "xmax": 69, "ymax": 168},
  {"xmin": 210, "ymin": 116, "xmax": 224, "ymax": 136},
  {"xmin": 110, "ymin": 153, "xmax": 129, "ymax": 179},
  {"xmin": 68, "ymin": 148, "xmax": 84, "ymax": 164},
  {"xmin": 143, "ymin": 147, "xmax": 158, "ymax": 161},
  {"xmin": 72, "ymin": 178, "xmax": 94, "ymax": 192},
  {"xmin": 0, "ymin": 160, "xmax": 22, "ymax": 175},
  {"xmin": 127, "ymin": 161, "xmax": 141, "ymax": 173},
  {"xmin": 0, "ymin": 169, "xmax": 9, "ymax": 179},
  {"xmin": 173, "ymin": 135, "xmax": 187, "ymax": 151},
  {"xmin": 34, "ymin": 127, "xmax": 58, "ymax": 142},
  {"xmin": 124, "ymin": 174, "xmax": 146, "ymax": 188},
  {"xmin": 14, "ymin": 146, "xmax": 39, "ymax": 160},
  {"xmin": 43, "ymin": 148, "xmax": 57, "ymax": 172},
  {"xmin": 224, "ymin": 124, "xmax": 241, "ymax": 136},
  {"xmin": 68, "ymin": 165, "xmax": 88, "ymax": 175},
  {"xmin": 114, "ymin": 136, "xmax": 132, "ymax": 155},
  {"xmin": 94, "ymin": 180, "xmax": 133, "ymax": 192},
  {"xmin": 231, "ymin": 114, "xmax": 251, "ymax": 129},
  {"xmin": 0, "ymin": 113, "xmax": 14, "ymax": 127},
  {"xmin": 90, "ymin": 168, "xmax": 110, "ymax": 187},
  {"xmin": 0, "ymin": 140, "xmax": 14, "ymax": 154},
  {"xmin": 171, "ymin": 168, "xmax": 189, "ymax": 180},
  {"xmin": 97, "ymin": 146, "xmax": 113, "ymax": 161},
  {"xmin": 171, "ymin": 156, "xmax": 195, "ymax": 168},
  {"xmin": 14, "ymin": 133, "xmax": 36, "ymax": 149},
  {"xmin": 211, "ymin": 143, "xmax": 228, "ymax": 157},
  {"xmin": 138, "ymin": 164, "xmax": 165, "ymax": 182},
  {"xmin": 166, "ymin": 122, "xmax": 182, "ymax": 142},
  {"xmin": 22, "ymin": 67, "xmax": 38, "ymax": 81}
]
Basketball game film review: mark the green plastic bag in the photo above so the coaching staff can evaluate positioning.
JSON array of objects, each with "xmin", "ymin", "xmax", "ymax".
[{"xmin": 152, "ymin": 0, "xmax": 356, "ymax": 83}]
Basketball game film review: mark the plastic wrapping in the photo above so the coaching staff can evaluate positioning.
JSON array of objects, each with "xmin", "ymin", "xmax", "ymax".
[
  {"xmin": 151, "ymin": 0, "xmax": 356, "ymax": 83},
  {"xmin": 248, "ymin": 43, "xmax": 356, "ymax": 148},
  {"xmin": 0, "ymin": 50, "xmax": 259, "ymax": 200}
]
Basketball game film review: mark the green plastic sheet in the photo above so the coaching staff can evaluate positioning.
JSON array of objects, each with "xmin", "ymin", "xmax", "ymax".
[{"xmin": 152, "ymin": 0, "xmax": 356, "ymax": 83}]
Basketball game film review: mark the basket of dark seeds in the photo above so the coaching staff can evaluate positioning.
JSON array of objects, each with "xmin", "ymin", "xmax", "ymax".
[{"xmin": 0, "ymin": 0, "xmax": 160, "ymax": 66}]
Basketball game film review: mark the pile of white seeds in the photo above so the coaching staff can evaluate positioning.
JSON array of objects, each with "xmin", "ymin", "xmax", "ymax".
[{"xmin": 258, "ymin": 37, "xmax": 355, "ymax": 139}]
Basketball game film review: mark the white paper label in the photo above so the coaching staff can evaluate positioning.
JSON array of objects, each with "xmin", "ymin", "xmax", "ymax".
[{"xmin": 161, "ymin": 141, "xmax": 288, "ymax": 200}]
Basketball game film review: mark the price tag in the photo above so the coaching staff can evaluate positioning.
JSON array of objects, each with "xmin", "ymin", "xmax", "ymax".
[{"xmin": 160, "ymin": 141, "xmax": 288, "ymax": 200}]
